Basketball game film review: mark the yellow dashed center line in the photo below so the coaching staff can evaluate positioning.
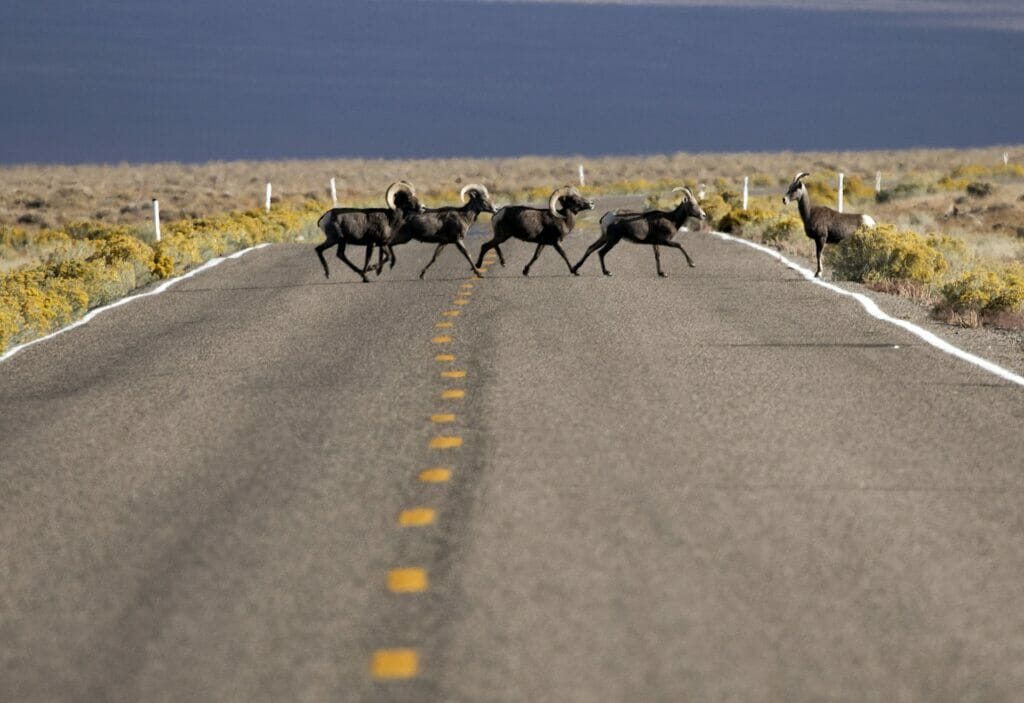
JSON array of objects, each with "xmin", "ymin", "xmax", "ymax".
[
  {"xmin": 429, "ymin": 435, "xmax": 463, "ymax": 449},
  {"xmin": 371, "ymin": 649, "xmax": 419, "ymax": 679},
  {"xmin": 399, "ymin": 508, "xmax": 436, "ymax": 527},
  {"xmin": 388, "ymin": 568, "xmax": 428, "ymax": 593},
  {"xmin": 419, "ymin": 468, "xmax": 451, "ymax": 483},
  {"xmin": 375, "ymin": 277, "xmax": 484, "ymax": 681}
]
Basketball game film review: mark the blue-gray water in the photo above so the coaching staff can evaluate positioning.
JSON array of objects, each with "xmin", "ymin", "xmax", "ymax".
[{"xmin": 0, "ymin": 0, "xmax": 1021, "ymax": 164}]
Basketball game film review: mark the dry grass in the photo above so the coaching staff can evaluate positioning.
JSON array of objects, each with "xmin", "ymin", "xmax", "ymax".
[{"xmin": 2, "ymin": 145, "xmax": 1021, "ymax": 231}]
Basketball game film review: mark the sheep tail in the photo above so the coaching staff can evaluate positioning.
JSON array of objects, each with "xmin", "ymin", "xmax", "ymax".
[{"xmin": 317, "ymin": 210, "xmax": 332, "ymax": 233}]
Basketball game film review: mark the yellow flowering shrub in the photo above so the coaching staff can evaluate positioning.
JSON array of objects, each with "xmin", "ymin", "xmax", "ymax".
[
  {"xmin": 827, "ymin": 224, "xmax": 948, "ymax": 284},
  {"xmin": 941, "ymin": 263, "xmax": 1024, "ymax": 314},
  {"xmin": 761, "ymin": 213, "xmax": 804, "ymax": 246},
  {"xmin": 0, "ymin": 205, "xmax": 318, "ymax": 352}
]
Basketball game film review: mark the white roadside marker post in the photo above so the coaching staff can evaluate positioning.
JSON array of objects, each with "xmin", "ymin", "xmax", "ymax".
[
  {"xmin": 578, "ymin": 164, "xmax": 585, "ymax": 187},
  {"xmin": 330, "ymin": 177, "xmax": 338, "ymax": 206},
  {"xmin": 875, "ymin": 170, "xmax": 882, "ymax": 194},
  {"xmin": 152, "ymin": 199, "xmax": 161, "ymax": 242},
  {"xmin": 265, "ymin": 183, "xmax": 272, "ymax": 212},
  {"xmin": 742, "ymin": 177, "xmax": 749, "ymax": 211},
  {"xmin": 1004, "ymin": 152, "xmax": 1010, "ymax": 166},
  {"xmin": 838, "ymin": 172, "xmax": 845, "ymax": 213}
]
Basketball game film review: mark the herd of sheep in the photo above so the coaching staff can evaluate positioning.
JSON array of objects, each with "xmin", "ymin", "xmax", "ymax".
[{"xmin": 315, "ymin": 173, "xmax": 875, "ymax": 281}]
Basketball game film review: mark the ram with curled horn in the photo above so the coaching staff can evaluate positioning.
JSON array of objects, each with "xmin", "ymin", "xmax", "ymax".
[
  {"xmin": 314, "ymin": 180, "xmax": 423, "ymax": 281},
  {"xmin": 476, "ymin": 185, "xmax": 594, "ymax": 276},
  {"xmin": 383, "ymin": 182, "xmax": 496, "ymax": 279},
  {"xmin": 572, "ymin": 185, "xmax": 705, "ymax": 277}
]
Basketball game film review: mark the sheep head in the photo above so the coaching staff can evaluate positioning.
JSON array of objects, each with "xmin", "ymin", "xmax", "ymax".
[
  {"xmin": 782, "ymin": 172, "xmax": 811, "ymax": 205},
  {"xmin": 460, "ymin": 183, "xmax": 497, "ymax": 214},
  {"xmin": 672, "ymin": 186, "xmax": 707, "ymax": 220},
  {"xmin": 548, "ymin": 186, "xmax": 594, "ymax": 219},
  {"xmin": 385, "ymin": 181, "xmax": 423, "ymax": 213}
]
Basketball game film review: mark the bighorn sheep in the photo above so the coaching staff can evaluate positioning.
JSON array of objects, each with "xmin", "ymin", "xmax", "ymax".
[
  {"xmin": 315, "ymin": 182, "xmax": 422, "ymax": 281},
  {"xmin": 783, "ymin": 172, "xmax": 876, "ymax": 278},
  {"xmin": 572, "ymin": 187, "xmax": 706, "ymax": 277},
  {"xmin": 475, "ymin": 186, "xmax": 594, "ymax": 276},
  {"xmin": 384, "ymin": 184, "xmax": 496, "ymax": 279}
]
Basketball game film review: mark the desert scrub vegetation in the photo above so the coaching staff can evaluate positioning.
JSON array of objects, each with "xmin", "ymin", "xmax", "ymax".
[
  {"xmin": 826, "ymin": 225, "xmax": 948, "ymax": 285},
  {"xmin": 0, "ymin": 204, "xmax": 320, "ymax": 353},
  {"xmin": 2, "ymin": 144, "xmax": 1021, "ymax": 337},
  {"xmin": 940, "ymin": 263, "xmax": 1024, "ymax": 318},
  {"xmin": 690, "ymin": 164, "xmax": 1024, "ymax": 329}
]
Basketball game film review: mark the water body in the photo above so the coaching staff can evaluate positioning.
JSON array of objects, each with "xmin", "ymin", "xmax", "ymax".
[{"xmin": 0, "ymin": 0, "xmax": 1020, "ymax": 164}]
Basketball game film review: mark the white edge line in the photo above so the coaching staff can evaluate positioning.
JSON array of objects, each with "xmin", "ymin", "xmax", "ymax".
[
  {"xmin": 710, "ymin": 231, "xmax": 1024, "ymax": 388},
  {"xmin": 1, "ymin": 243, "xmax": 272, "ymax": 364}
]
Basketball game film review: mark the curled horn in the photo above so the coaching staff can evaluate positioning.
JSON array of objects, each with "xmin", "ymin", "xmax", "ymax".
[
  {"xmin": 385, "ymin": 180, "xmax": 416, "ymax": 210},
  {"xmin": 548, "ymin": 185, "xmax": 577, "ymax": 218},
  {"xmin": 794, "ymin": 171, "xmax": 811, "ymax": 183},
  {"xmin": 672, "ymin": 186, "xmax": 696, "ymax": 201},
  {"xmin": 460, "ymin": 183, "xmax": 489, "ymax": 202}
]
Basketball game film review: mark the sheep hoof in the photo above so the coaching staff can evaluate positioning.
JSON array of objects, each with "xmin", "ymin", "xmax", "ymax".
[
  {"xmin": 658, "ymin": 272, "xmax": 668, "ymax": 278},
  {"xmin": 688, "ymin": 262, "xmax": 696, "ymax": 268},
  {"xmin": 522, "ymin": 268, "xmax": 530, "ymax": 277},
  {"xmin": 602, "ymin": 271, "xmax": 612, "ymax": 277}
]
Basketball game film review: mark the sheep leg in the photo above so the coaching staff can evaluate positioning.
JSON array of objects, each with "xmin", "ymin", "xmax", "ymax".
[
  {"xmin": 315, "ymin": 240, "xmax": 334, "ymax": 278},
  {"xmin": 361, "ymin": 244, "xmax": 375, "ymax": 274},
  {"xmin": 572, "ymin": 236, "xmax": 608, "ymax": 274},
  {"xmin": 420, "ymin": 243, "xmax": 447, "ymax": 279},
  {"xmin": 552, "ymin": 242, "xmax": 577, "ymax": 275},
  {"xmin": 664, "ymin": 241, "xmax": 696, "ymax": 268},
  {"xmin": 814, "ymin": 239, "xmax": 825, "ymax": 277},
  {"xmin": 653, "ymin": 245, "xmax": 666, "ymax": 277},
  {"xmin": 475, "ymin": 239, "xmax": 500, "ymax": 268},
  {"xmin": 453, "ymin": 239, "xmax": 483, "ymax": 277},
  {"xmin": 493, "ymin": 243, "xmax": 506, "ymax": 267},
  {"xmin": 597, "ymin": 239, "xmax": 621, "ymax": 276},
  {"xmin": 475, "ymin": 240, "xmax": 494, "ymax": 268},
  {"xmin": 523, "ymin": 244, "xmax": 545, "ymax": 276},
  {"xmin": 335, "ymin": 241, "xmax": 370, "ymax": 282}
]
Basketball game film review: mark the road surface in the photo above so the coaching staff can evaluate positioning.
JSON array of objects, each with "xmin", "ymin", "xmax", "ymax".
[{"xmin": 3, "ymin": 206, "xmax": 1023, "ymax": 701}]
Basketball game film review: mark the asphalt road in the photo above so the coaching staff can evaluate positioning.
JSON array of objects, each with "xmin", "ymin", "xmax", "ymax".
[{"xmin": 3, "ymin": 204, "xmax": 1023, "ymax": 702}]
